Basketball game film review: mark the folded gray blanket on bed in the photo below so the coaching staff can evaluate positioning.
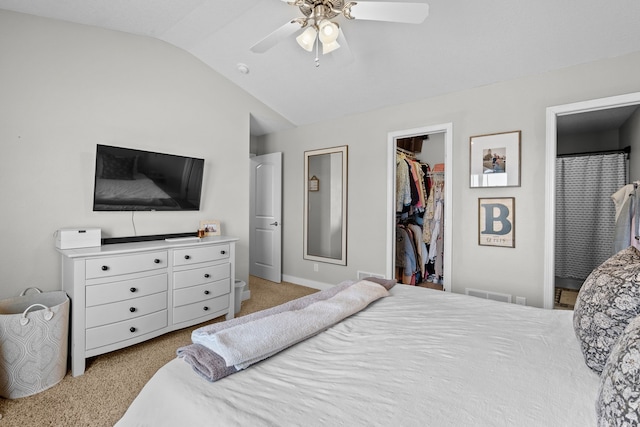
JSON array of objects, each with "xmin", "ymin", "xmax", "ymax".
[
  {"xmin": 177, "ymin": 343, "xmax": 238, "ymax": 381},
  {"xmin": 177, "ymin": 277, "xmax": 395, "ymax": 382}
]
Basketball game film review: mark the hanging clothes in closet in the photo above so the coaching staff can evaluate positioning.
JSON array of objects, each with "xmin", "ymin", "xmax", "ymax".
[
  {"xmin": 395, "ymin": 143, "xmax": 445, "ymax": 287},
  {"xmin": 424, "ymin": 166, "xmax": 445, "ymax": 283},
  {"xmin": 396, "ymin": 150, "xmax": 427, "ymax": 218}
]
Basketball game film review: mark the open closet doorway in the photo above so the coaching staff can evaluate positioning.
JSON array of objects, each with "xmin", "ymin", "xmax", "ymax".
[
  {"xmin": 386, "ymin": 123, "xmax": 453, "ymax": 291},
  {"xmin": 544, "ymin": 92, "xmax": 640, "ymax": 309}
]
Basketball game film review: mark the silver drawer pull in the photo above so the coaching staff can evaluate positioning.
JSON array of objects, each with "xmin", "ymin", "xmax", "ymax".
[
  {"xmin": 130, "ymin": 287, "xmax": 137, "ymax": 293},
  {"xmin": 101, "ymin": 265, "xmax": 109, "ymax": 271},
  {"xmin": 204, "ymin": 290, "xmax": 210, "ymax": 295},
  {"xmin": 129, "ymin": 307, "xmax": 136, "ymax": 313},
  {"xmin": 129, "ymin": 327, "xmax": 136, "ymax": 333},
  {"xmin": 154, "ymin": 259, "xmax": 161, "ymax": 264},
  {"xmin": 204, "ymin": 273, "xmax": 210, "ymax": 278},
  {"xmin": 184, "ymin": 255, "xmax": 191, "ymax": 260},
  {"xmin": 220, "ymin": 250, "xmax": 226, "ymax": 255},
  {"xmin": 203, "ymin": 306, "xmax": 209, "ymax": 311}
]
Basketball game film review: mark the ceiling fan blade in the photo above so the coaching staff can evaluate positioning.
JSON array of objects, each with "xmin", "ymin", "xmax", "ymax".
[
  {"xmin": 346, "ymin": 2, "xmax": 429, "ymax": 24},
  {"xmin": 330, "ymin": 29, "xmax": 354, "ymax": 66},
  {"xmin": 250, "ymin": 20, "xmax": 303, "ymax": 53}
]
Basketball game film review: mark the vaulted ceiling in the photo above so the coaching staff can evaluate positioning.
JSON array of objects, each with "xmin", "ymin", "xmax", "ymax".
[{"xmin": 2, "ymin": 0, "xmax": 640, "ymax": 135}]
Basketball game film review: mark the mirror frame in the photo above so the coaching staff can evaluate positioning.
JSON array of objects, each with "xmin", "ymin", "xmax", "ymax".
[{"xmin": 303, "ymin": 145, "xmax": 348, "ymax": 265}]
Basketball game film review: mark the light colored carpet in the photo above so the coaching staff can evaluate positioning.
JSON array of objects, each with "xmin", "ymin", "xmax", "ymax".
[{"xmin": 0, "ymin": 277, "xmax": 317, "ymax": 427}]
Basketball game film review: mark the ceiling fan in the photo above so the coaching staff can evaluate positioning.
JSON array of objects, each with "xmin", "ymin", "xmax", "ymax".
[{"xmin": 250, "ymin": 0, "xmax": 429, "ymax": 65}]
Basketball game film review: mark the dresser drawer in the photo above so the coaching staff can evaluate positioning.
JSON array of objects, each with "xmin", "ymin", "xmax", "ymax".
[
  {"xmin": 173, "ymin": 294, "xmax": 229, "ymax": 324},
  {"xmin": 173, "ymin": 263, "xmax": 230, "ymax": 290},
  {"xmin": 86, "ymin": 310, "xmax": 167, "ymax": 350},
  {"xmin": 86, "ymin": 251, "xmax": 167, "ymax": 279},
  {"xmin": 86, "ymin": 292, "xmax": 167, "ymax": 329},
  {"xmin": 173, "ymin": 244, "xmax": 230, "ymax": 267},
  {"xmin": 86, "ymin": 273, "xmax": 168, "ymax": 307},
  {"xmin": 174, "ymin": 278, "xmax": 230, "ymax": 307}
]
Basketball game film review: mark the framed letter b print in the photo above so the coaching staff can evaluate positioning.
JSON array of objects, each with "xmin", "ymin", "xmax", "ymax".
[
  {"xmin": 478, "ymin": 197, "xmax": 515, "ymax": 248},
  {"xmin": 470, "ymin": 130, "xmax": 521, "ymax": 187}
]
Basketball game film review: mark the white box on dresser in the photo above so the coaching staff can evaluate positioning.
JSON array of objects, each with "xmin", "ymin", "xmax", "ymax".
[
  {"xmin": 55, "ymin": 227, "xmax": 101, "ymax": 249},
  {"xmin": 57, "ymin": 236, "xmax": 238, "ymax": 376}
]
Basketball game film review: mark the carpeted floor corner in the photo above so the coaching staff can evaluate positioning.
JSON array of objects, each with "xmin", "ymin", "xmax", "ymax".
[{"xmin": 0, "ymin": 277, "xmax": 317, "ymax": 427}]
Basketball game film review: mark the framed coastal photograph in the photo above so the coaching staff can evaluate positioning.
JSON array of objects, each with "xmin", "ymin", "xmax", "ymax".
[
  {"xmin": 478, "ymin": 197, "xmax": 515, "ymax": 248},
  {"xmin": 199, "ymin": 220, "xmax": 221, "ymax": 236},
  {"xmin": 469, "ymin": 131, "xmax": 521, "ymax": 187}
]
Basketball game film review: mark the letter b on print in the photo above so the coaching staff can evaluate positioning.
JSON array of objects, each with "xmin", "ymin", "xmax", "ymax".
[{"xmin": 481, "ymin": 203, "xmax": 512, "ymax": 235}]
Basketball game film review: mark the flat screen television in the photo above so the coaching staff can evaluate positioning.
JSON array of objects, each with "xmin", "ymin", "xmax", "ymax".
[{"xmin": 93, "ymin": 144, "xmax": 204, "ymax": 211}]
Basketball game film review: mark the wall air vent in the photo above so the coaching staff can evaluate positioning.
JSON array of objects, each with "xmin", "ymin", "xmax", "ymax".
[
  {"xmin": 357, "ymin": 271, "xmax": 385, "ymax": 280},
  {"xmin": 465, "ymin": 288, "xmax": 512, "ymax": 303}
]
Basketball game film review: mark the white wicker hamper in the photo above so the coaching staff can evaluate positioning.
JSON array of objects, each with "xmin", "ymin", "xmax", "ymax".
[{"xmin": 0, "ymin": 288, "xmax": 69, "ymax": 399}]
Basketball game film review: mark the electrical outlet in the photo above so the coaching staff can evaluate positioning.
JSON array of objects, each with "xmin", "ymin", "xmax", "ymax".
[
  {"xmin": 516, "ymin": 296, "xmax": 526, "ymax": 306},
  {"xmin": 314, "ymin": 263, "xmax": 319, "ymax": 272}
]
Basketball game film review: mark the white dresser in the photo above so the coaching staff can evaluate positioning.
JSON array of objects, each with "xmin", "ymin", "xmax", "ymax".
[{"xmin": 58, "ymin": 236, "xmax": 238, "ymax": 376}]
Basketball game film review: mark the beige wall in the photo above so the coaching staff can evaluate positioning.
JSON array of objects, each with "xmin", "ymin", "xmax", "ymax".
[
  {"xmin": 622, "ymin": 108, "xmax": 640, "ymax": 181},
  {"xmin": 261, "ymin": 52, "xmax": 640, "ymax": 307},
  {"xmin": 0, "ymin": 10, "xmax": 285, "ymax": 298}
]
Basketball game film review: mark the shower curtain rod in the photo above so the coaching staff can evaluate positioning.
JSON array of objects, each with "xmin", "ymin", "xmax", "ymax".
[{"xmin": 557, "ymin": 146, "xmax": 631, "ymax": 158}]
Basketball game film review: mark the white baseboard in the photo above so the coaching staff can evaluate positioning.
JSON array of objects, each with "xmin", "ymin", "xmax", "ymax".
[{"xmin": 282, "ymin": 274, "xmax": 334, "ymax": 291}]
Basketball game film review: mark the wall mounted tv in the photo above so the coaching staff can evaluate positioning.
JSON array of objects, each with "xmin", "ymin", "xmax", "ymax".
[{"xmin": 93, "ymin": 144, "xmax": 205, "ymax": 211}]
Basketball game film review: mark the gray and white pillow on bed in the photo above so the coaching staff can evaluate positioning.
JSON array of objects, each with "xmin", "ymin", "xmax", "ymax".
[
  {"xmin": 361, "ymin": 277, "xmax": 397, "ymax": 290},
  {"xmin": 573, "ymin": 246, "xmax": 640, "ymax": 373},
  {"xmin": 596, "ymin": 314, "xmax": 640, "ymax": 426}
]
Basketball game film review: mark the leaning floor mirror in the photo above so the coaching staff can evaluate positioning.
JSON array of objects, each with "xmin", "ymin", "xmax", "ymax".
[{"xmin": 304, "ymin": 145, "xmax": 348, "ymax": 265}]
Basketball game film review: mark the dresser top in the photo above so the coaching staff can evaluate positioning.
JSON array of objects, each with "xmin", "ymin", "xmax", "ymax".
[{"xmin": 57, "ymin": 235, "xmax": 238, "ymax": 258}]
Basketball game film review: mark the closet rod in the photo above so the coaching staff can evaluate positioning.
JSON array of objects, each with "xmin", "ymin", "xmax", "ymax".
[
  {"xmin": 396, "ymin": 146, "xmax": 416, "ymax": 157},
  {"xmin": 557, "ymin": 145, "xmax": 630, "ymax": 159}
]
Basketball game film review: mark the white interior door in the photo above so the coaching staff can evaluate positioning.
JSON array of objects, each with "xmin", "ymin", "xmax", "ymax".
[{"xmin": 250, "ymin": 153, "xmax": 282, "ymax": 283}]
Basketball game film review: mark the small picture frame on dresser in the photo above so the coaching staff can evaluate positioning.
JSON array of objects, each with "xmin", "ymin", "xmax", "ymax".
[{"xmin": 199, "ymin": 220, "xmax": 221, "ymax": 236}]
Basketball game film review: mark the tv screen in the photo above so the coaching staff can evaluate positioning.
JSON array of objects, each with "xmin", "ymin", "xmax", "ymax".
[{"xmin": 93, "ymin": 144, "xmax": 204, "ymax": 211}]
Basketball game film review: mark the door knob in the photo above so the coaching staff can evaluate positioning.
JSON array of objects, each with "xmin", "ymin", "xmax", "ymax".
[{"xmin": 270, "ymin": 221, "xmax": 279, "ymax": 226}]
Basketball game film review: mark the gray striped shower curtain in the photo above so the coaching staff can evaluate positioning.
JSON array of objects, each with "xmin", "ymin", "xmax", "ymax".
[{"xmin": 555, "ymin": 152, "xmax": 627, "ymax": 281}]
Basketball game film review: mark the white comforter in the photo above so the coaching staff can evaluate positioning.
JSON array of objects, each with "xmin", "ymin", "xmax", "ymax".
[{"xmin": 117, "ymin": 285, "xmax": 600, "ymax": 427}]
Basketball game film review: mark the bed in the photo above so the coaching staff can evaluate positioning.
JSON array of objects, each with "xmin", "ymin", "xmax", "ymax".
[{"xmin": 115, "ymin": 274, "xmax": 635, "ymax": 427}]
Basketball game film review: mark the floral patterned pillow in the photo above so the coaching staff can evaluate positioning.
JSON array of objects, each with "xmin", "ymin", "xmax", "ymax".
[
  {"xmin": 573, "ymin": 246, "xmax": 640, "ymax": 373},
  {"xmin": 599, "ymin": 246, "xmax": 640, "ymax": 269},
  {"xmin": 596, "ymin": 315, "xmax": 640, "ymax": 426}
]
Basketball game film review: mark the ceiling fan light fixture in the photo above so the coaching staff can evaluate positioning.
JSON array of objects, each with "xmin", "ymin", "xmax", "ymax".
[
  {"xmin": 322, "ymin": 40, "xmax": 340, "ymax": 54},
  {"xmin": 318, "ymin": 20, "xmax": 339, "ymax": 44},
  {"xmin": 296, "ymin": 26, "xmax": 317, "ymax": 52},
  {"xmin": 318, "ymin": 20, "xmax": 340, "ymax": 54}
]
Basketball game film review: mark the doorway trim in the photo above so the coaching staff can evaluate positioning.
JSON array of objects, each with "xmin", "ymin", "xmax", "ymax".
[
  {"xmin": 544, "ymin": 92, "xmax": 640, "ymax": 308},
  {"xmin": 386, "ymin": 123, "xmax": 453, "ymax": 291}
]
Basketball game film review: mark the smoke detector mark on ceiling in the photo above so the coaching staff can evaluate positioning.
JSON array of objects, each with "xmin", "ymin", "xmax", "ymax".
[{"xmin": 237, "ymin": 63, "xmax": 250, "ymax": 74}]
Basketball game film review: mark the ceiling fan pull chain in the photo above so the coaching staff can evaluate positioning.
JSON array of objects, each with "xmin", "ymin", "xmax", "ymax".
[{"xmin": 315, "ymin": 32, "xmax": 320, "ymax": 67}]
